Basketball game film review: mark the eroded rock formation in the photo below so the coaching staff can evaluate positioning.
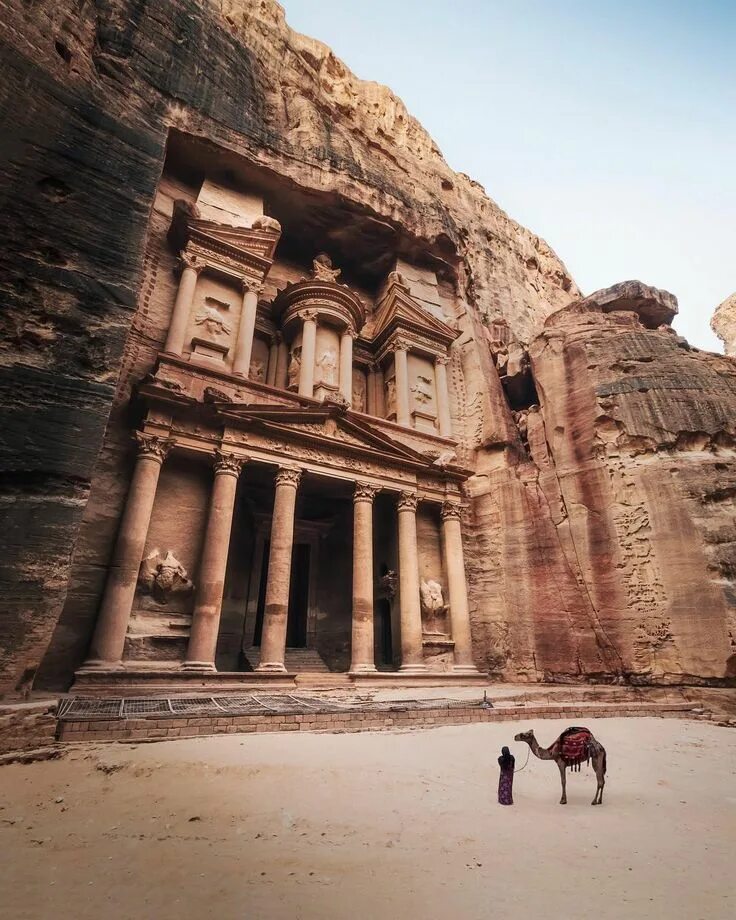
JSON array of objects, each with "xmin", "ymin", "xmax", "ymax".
[
  {"xmin": 1, "ymin": 0, "xmax": 734, "ymax": 694},
  {"xmin": 712, "ymin": 293, "xmax": 736, "ymax": 356}
]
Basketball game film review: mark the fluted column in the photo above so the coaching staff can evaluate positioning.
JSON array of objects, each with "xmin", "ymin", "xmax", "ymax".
[
  {"xmin": 298, "ymin": 310, "xmax": 318, "ymax": 398},
  {"xmin": 266, "ymin": 332, "xmax": 281, "ymax": 386},
  {"xmin": 441, "ymin": 502, "xmax": 478, "ymax": 673},
  {"xmin": 435, "ymin": 354, "xmax": 453, "ymax": 438},
  {"xmin": 339, "ymin": 325, "xmax": 354, "ymax": 405},
  {"xmin": 183, "ymin": 452, "xmax": 246, "ymax": 671},
  {"xmin": 233, "ymin": 280, "xmax": 262, "ymax": 377},
  {"xmin": 257, "ymin": 467, "xmax": 302, "ymax": 672},
  {"xmin": 394, "ymin": 343, "xmax": 411, "ymax": 427},
  {"xmin": 397, "ymin": 491, "xmax": 426, "ymax": 672},
  {"xmin": 164, "ymin": 254, "xmax": 202, "ymax": 356},
  {"xmin": 85, "ymin": 433, "xmax": 173, "ymax": 667},
  {"xmin": 350, "ymin": 483, "xmax": 379, "ymax": 674}
]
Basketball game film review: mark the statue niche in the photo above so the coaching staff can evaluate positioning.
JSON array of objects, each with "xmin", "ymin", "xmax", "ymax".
[
  {"xmin": 287, "ymin": 345, "xmax": 302, "ymax": 390},
  {"xmin": 138, "ymin": 550, "xmax": 195, "ymax": 604},
  {"xmin": 315, "ymin": 347, "xmax": 338, "ymax": 387},
  {"xmin": 420, "ymin": 578, "xmax": 449, "ymax": 636}
]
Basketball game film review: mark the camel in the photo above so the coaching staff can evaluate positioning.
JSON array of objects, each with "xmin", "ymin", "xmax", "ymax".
[{"xmin": 514, "ymin": 727, "xmax": 607, "ymax": 805}]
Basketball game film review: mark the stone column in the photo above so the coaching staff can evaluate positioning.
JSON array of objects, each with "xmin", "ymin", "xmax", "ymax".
[
  {"xmin": 435, "ymin": 354, "xmax": 453, "ymax": 438},
  {"xmin": 257, "ymin": 467, "xmax": 302, "ymax": 672},
  {"xmin": 394, "ymin": 343, "xmax": 411, "ymax": 427},
  {"xmin": 373, "ymin": 363, "xmax": 385, "ymax": 418},
  {"xmin": 441, "ymin": 502, "xmax": 478, "ymax": 673},
  {"xmin": 298, "ymin": 310, "xmax": 318, "ymax": 398},
  {"xmin": 339, "ymin": 326, "xmax": 354, "ymax": 405},
  {"xmin": 232, "ymin": 280, "xmax": 262, "ymax": 377},
  {"xmin": 85, "ymin": 433, "xmax": 173, "ymax": 667},
  {"xmin": 183, "ymin": 452, "xmax": 246, "ymax": 671},
  {"xmin": 397, "ymin": 491, "xmax": 426, "ymax": 672},
  {"xmin": 275, "ymin": 335, "xmax": 289, "ymax": 389},
  {"xmin": 164, "ymin": 254, "xmax": 201, "ymax": 356},
  {"xmin": 266, "ymin": 332, "xmax": 281, "ymax": 386},
  {"xmin": 349, "ymin": 483, "xmax": 379, "ymax": 674}
]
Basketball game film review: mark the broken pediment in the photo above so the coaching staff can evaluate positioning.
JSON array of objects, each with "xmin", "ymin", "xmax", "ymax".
[{"xmin": 372, "ymin": 278, "xmax": 458, "ymax": 349}]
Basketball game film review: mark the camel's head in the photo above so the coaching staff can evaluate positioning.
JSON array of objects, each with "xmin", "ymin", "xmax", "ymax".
[{"xmin": 514, "ymin": 730, "xmax": 535, "ymax": 744}]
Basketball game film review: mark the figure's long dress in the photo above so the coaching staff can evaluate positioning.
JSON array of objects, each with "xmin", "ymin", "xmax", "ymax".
[{"xmin": 497, "ymin": 757, "xmax": 515, "ymax": 805}]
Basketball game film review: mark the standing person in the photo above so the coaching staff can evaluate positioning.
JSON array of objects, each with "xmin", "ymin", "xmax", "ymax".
[{"xmin": 498, "ymin": 746, "xmax": 515, "ymax": 805}]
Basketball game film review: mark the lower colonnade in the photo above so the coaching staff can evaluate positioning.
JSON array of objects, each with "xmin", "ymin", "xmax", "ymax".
[{"xmin": 82, "ymin": 431, "xmax": 478, "ymax": 681}]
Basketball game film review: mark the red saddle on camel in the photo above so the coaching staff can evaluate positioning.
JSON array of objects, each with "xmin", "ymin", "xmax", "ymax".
[{"xmin": 550, "ymin": 726, "xmax": 593, "ymax": 771}]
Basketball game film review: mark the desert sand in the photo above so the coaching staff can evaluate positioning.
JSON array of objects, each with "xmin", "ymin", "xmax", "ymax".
[{"xmin": 1, "ymin": 717, "xmax": 734, "ymax": 920}]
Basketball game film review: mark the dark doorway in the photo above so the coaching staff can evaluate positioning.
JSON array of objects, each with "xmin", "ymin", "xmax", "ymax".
[
  {"xmin": 253, "ymin": 541, "xmax": 310, "ymax": 648},
  {"xmin": 286, "ymin": 543, "xmax": 310, "ymax": 647},
  {"xmin": 375, "ymin": 599, "xmax": 393, "ymax": 667}
]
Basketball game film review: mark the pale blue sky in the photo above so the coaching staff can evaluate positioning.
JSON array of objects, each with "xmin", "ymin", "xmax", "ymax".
[{"xmin": 280, "ymin": 1, "xmax": 735, "ymax": 350}]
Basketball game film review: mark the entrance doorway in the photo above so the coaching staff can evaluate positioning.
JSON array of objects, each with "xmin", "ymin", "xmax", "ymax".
[{"xmin": 253, "ymin": 542, "xmax": 311, "ymax": 648}]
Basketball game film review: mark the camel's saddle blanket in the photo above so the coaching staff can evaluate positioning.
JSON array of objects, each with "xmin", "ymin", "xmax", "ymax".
[{"xmin": 551, "ymin": 727, "xmax": 594, "ymax": 770}]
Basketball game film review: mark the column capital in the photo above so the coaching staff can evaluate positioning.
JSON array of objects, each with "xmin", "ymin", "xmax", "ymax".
[
  {"xmin": 299, "ymin": 308, "xmax": 319, "ymax": 323},
  {"xmin": 434, "ymin": 353, "xmax": 451, "ymax": 366},
  {"xmin": 213, "ymin": 450, "xmax": 247, "ymax": 478},
  {"xmin": 397, "ymin": 490, "xmax": 419, "ymax": 513},
  {"xmin": 354, "ymin": 482, "xmax": 380, "ymax": 504},
  {"xmin": 180, "ymin": 252, "xmax": 205, "ymax": 274},
  {"xmin": 275, "ymin": 466, "xmax": 302, "ymax": 489},
  {"xmin": 134, "ymin": 431, "xmax": 174, "ymax": 464},
  {"xmin": 240, "ymin": 277, "xmax": 264, "ymax": 296},
  {"xmin": 343, "ymin": 323, "xmax": 357, "ymax": 339},
  {"xmin": 391, "ymin": 336, "xmax": 411, "ymax": 354},
  {"xmin": 270, "ymin": 330, "xmax": 283, "ymax": 346},
  {"xmin": 441, "ymin": 501, "xmax": 463, "ymax": 522}
]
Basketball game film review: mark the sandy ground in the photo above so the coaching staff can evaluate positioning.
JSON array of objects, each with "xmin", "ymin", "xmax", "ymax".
[{"xmin": 1, "ymin": 718, "xmax": 734, "ymax": 920}]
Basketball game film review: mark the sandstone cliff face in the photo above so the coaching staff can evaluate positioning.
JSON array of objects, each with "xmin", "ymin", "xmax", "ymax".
[
  {"xmin": 712, "ymin": 293, "xmax": 736, "ymax": 356},
  {"xmin": 1, "ymin": 0, "xmax": 733, "ymax": 693}
]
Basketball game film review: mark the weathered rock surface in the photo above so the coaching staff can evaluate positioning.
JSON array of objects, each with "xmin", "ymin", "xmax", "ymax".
[
  {"xmin": 711, "ymin": 292, "xmax": 736, "ymax": 356},
  {"xmin": 1, "ymin": 0, "xmax": 734, "ymax": 692}
]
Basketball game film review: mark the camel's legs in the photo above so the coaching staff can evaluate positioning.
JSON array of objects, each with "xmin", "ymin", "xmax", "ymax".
[
  {"xmin": 557, "ymin": 760, "xmax": 567, "ymax": 805},
  {"xmin": 592, "ymin": 753, "xmax": 605, "ymax": 805}
]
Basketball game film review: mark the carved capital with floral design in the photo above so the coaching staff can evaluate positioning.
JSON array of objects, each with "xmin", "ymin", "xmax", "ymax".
[
  {"xmin": 397, "ymin": 491, "xmax": 419, "ymax": 513},
  {"xmin": 275, "ymin": 466, "xmax": 302, "ymax": 489},
  {"xmin": 180, "ymin": 251, "xmax": 205, "ymax": 275},
  {"xmin": 240, "ymin": 277, "xmax": 264, "ymax": 297},
  {"xmin": 343, "ymin": 323, "xmax": 357, "ymax": 339},
  {"xmin": 354, "ymin": 482, "xmax": 380, "ymax": 504},
  {"xmin": 391, "ymin": 336, "xmax": 412, "ymax": 354},
  {"xmin": 213, "ymin": 450, "xmax": 247, "ymax": 478},
  {"xmin": 134, "ymin": 431, "xmax": 175, "ymax": 464},
  {"xmin": 441, "ymin": 501, "xmax": 463, "ymax": 522},
  {"xmin": 299, "ymin": 308, "xmax": 319, "ymax": 324},
  {"xmin": 434, "ymin": 353, "xmax": 451, "ymax": 366}
]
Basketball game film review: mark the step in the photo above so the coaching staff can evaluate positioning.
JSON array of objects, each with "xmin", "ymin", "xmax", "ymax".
[{"xmin": 242, "ymin": 647, "xmax": 331, "ymax": 673}]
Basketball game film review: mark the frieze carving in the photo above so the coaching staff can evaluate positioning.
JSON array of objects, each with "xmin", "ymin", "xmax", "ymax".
[
  {"xmin": 194, "ymin": 305, "xmax": 232, "ymax": 339},
  {"xmin": 275, "ymin": 466, "xmax": 303, "ymax": 488},
  {"xmin": 138, "ymin": 550, "xmax": 194, "ymax": 604},
  {"xmin": 213, "ymin": 451, "xmax": 247, "ymax": 476},
  {"xmin": 420, "ymin": 578, "xmax": 449, "ymax": 635},
  {"xmin": 134, "ymin": 431, "xmax": 174, "ymax": 462},
  {"xmin": 311, "ymin": 253, "xmax": 341, "ymax": 283},
  {"xmin": 354, "ymin": 482, "xmax": 380, "ymax": 502},
  {"xmin": 398, "ymin": 491, "xmax": 419, "ymax": 512}
]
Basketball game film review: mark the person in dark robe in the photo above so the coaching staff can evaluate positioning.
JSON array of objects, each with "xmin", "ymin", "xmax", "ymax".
[{"xmin": 498, "ymin": 746, "xmax": 515, "ymax": 805}]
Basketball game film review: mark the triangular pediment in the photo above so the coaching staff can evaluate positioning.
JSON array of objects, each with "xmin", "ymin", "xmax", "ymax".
[
  {"xmin": 189, "ymin": 219, "xmax": 279, "ymax": 262},
  {"xmin": 217, "ymin": 403, "xmax": 438, "ymax": 467},
  {"xmin": 372, "ymin": 282, "xmax": 458, "ymax": 345}
]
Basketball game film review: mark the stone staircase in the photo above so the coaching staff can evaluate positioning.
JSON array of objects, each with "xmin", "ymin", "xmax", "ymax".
[{"xmin": 242, "ymin": 647, "xmax": 331, "ymax": 673}]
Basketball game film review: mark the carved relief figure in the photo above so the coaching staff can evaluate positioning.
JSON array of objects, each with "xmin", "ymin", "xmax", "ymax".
[
  {"xmin": 287, "ymin": 346, "xmax": 302, "ymax": 390},
  {"xmin": 411, "ymin": 374, "xmax": 434, "ymax": 405},
  {"xmin": 420, "ymin": 578, "xmax": 449, "ymax": 635},
  {"xmin": 352, "ymin": 372, "xmax": 366, "ymax": 413},
  {"xmin": 316, "ymin": 347, "xmax": 338, "ymax": 386},
  {"xmin": 138, "ymin": 551, "xmax": 195, "ymax": 604},
  {"xmin": 312, "ymin": 252, "xmax": 341, "ymax": 283},
  {"xmin": 249, "ymin": 358, "xmax": 266, "ymax": 383},
  {"xmin": 385, "ymin": 377, "xmax": 397, "ymax": 417},
  {"xmin": 194, "ymin": 305, "xmax": 232, "ymax": 339}
]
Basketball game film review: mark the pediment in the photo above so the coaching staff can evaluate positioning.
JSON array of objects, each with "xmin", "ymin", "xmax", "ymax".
[
  {"xmin": 372, "ymin": 282, "xmax": 458, "ymax": 345},
  {"xmin": 217, "ymin": 404, "xmax": 438, "ymax": 467},
  {"xmin": 188, "ymin": 219, "xmax": 279, "ymax": 263}
]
